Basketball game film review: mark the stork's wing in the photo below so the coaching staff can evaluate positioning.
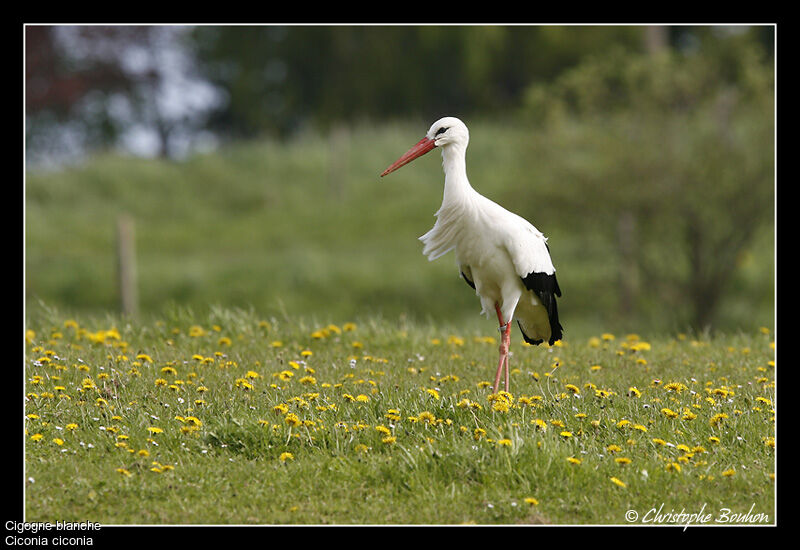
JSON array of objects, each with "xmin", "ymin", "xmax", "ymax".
[
  {"xmin": 459, "ymin": 263, "xmax": 476, "ymax": 290},
  {"xmin": 502, "ymin": 215, "xmax": 563, "ymax": 345}
]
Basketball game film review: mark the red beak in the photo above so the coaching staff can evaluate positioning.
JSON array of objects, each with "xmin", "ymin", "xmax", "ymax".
[{"xmin": 380, "ymin": 137, "xmax": 436, "ymax": 177}]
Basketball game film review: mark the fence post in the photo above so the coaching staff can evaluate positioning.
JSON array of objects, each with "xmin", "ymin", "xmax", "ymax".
[{"xmin": 116, "ymin": 214, "xmax": 138, "ymax": 317}]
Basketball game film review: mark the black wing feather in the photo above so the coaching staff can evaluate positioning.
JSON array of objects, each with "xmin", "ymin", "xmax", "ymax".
[
  {"xmin": 461, "ymin": 271, "xmax": 476, "ymax": 290},
  {"xmin": 520, "ymin": 271, "xmax": 563, "ymax": 346}
]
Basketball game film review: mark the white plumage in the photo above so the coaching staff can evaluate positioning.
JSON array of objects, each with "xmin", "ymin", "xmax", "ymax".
[{"xmin": 382, "ymin": 116, "xmax": 562, "ymax": 393}]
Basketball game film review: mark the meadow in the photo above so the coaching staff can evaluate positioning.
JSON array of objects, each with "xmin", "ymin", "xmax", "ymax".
[
  {"xmin": 24, "ymin": 305, "xmax": 775, "ymax": 525},
  {"xmin": 25, "ymin": 118, "xmax": 775, "ymax": 525}
]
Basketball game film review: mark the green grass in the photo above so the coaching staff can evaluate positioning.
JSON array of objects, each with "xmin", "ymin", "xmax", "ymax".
[
  {"xmin": 24, "ymin": 119, "xmax": 774, "ymax": 334},
  {"xmin": 24, "ymin": 305, "xmax": 775, "ymax": 525}
]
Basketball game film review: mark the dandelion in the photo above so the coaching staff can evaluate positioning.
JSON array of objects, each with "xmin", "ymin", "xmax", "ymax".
[
  {"xmin": 52, "ymin": 438, "xmax": 64, "ymax": 446},
  {"xmin": 664, "ymin": 382, "xmax": 688, "ymax": 393},
  {"xmin": 279, "ymin": 452, "xmax": 294, "ymax": 463},
  {"xmin": 116, "ymin": 468, "xmax": 132, "ymax": 477},
  {"xmin": 565, "ymin": 384, "xmax": 580, "ymax": 394},
  {"xmin": 524, "ymin": 497, "xmax": 539, "ymax": 506},
  {"xmin": 382, "ymin": 436, "xmax": 396, "ymax": 445},
  {"xmin": 614, "ymin": 457, "xmax": 632, "ymax": 465},
  {"xmin": 607, "ymin": 444, "xmax": 622, "ymax": 453},
  {"xmin": 710, "ymin": 413, "xmax": 729, "ymax": 427},
  {"xmin": 234, "ymin": 378, "xmax": 254, "ymax": 390},
  {"xmin": 497, "ymin": 439, "xmax": 512, "ymax": 448},
  {"xmin": 661, "ymin": 408, "xmax": 679, "ymax": 419},
  {"xmin": 610, "ymin": 477, "xmax": 627, "ymax": 488},
  {"xmin": 722, "ymin": 468, "xmax": 736, "ymax": 477},
  {"xmin": 682, "ymin": 409, "xmax": 697, "ymax": 421},
  {"xmin": 147, "ymin": 427, "xmax": 163, "ymax": 434},
  {"xmin": 355, "ymin": 394, "xmax": 370, "ymax": 403},
  {"xmin": 567, "ymin": 457, "xmax": 582, "ymax": 465},
  {"xmin": 375, "ymin": 425, "xmax": 391, "ymax": 436},
  {"xmin": 708, "ymin": 436, "xmax": 721, "ymax": 444},
  {"xmin": 560, "ymin": 431, "xmax": 573, "ymax": 439},
  {"xmin": 492, "ymin": 400, "xmax": 510, "ymax": 413},
  {"xmin": 30, "ymin": 433, "xmax": 43, "ymax": 442},
  {"xmin": 284, "ymin": 413, "xmax": 301, "ymax": 427},
  {"xmin": 425, "ymin": 388, "xmax": 440, "ymax": 400}
]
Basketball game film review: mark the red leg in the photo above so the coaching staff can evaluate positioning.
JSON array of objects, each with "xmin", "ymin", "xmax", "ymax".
[{"xmin": 493, "ymin": 304, "xmax": 512, "ymax": 394}]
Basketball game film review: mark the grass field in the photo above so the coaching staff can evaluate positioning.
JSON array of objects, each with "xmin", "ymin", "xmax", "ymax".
[
  {"xmin": 24, "ymin": 119, "xmax": 774, "ymax": 334},
  {"xmin": 24, "ymin": 305, "xmax": 775, "ymax": 525}
]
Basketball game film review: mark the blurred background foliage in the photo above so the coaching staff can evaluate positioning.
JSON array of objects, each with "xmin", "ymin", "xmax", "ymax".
[{"xmin": 24, "ymin": 25, "xmax": 775, "ymax": 335}]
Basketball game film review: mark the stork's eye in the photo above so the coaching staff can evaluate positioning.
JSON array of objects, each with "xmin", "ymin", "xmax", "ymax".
[{"xmin": 435, "ymin": 127, "xmax": 448, "ymax": 137}]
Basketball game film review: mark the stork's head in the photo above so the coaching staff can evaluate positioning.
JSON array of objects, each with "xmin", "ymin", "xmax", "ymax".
[{"xmin": 380, "ymin": 116, "xmax": 469, "ymax": 177}]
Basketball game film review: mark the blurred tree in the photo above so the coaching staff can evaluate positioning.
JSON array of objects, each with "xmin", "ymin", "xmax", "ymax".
[
  {"xmin": 189, "ymin": 25, "xmax": 643, "ymax": 139},
  {"xmin": 26, "ymin": 25, "xmax": 219, "ymax": 164},
  {"xmin": 26, "ymin": 26, "xmax": 135, "ymax": 162},
  {"xmin": 520, "ymin": 28, "xmax": 774, "ymax": 329}
]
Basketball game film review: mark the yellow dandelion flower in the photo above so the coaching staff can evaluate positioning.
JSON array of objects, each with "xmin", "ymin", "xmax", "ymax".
[
  {"xmin": 497, "ymin": 438, "xmax": 512, "ymax": 448},
  {"xmin": 710, "ymin": 413, "xmax": 729, "ymax": 427},
  {"xmin": 375, "ymin": 425, "xmax": 391, "ymax": 436},
  {"xmin": 116, "ymin": 468, "xmax": 132, "ymax": 477},
  {"xmin": 279, "ymin": 452, "xmax": 294, "ymax": 463},
  {"xmin": 381, "ymin": 436, "xmax": 396, "ymax": 445},
  {"xmin": 610, "ymin": 477, "xmax": 627, "ymax": 488},
  {"xmin": 147, "ymin": 427, "xmax": 163, "ymax": 434},
  {"xmin": 524, "ymin": 497, "xmax": 539, "ymax": 506},
  {"xmin": 722, "ymin": 468, "xmax": 736, "ymax": 477},
  {"xmin": 567, "ymin": 457, "xmax": 582, "ymax": 465},
  {"xmin": 661, "ymin": 408, "xmax": 679, "ymax": 419},
  {"xmin": 614, "ymin": 457, "xmax": 632, "ymax": 465}
]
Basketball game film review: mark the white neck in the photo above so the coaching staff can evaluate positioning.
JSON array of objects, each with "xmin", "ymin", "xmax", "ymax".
[{"xmin": 440, "ymin": 144, "xmax": 474, "ymax": 205}]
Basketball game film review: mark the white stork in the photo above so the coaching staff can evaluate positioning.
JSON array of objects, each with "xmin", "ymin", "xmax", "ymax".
[{"xmin": 381, "ymin": 116, "xmax": 562, "ymax": 394}]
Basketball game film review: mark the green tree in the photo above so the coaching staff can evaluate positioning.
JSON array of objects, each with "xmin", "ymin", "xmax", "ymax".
[{"xmin": 520, "ymin": 33, "xmax": 774, "ymax": 329}]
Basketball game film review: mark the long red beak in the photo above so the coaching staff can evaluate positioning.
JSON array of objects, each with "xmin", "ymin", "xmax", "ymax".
[{"xmin": 380, "ymin": 137, "xmax": 436, "ymax": 177}]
